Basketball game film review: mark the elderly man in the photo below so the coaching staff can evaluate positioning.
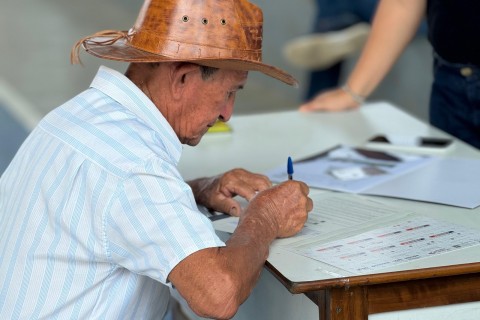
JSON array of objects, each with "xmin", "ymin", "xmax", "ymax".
[{"xmin": 0, "ymin": 0, "xmax": 312, "ymax": 319}]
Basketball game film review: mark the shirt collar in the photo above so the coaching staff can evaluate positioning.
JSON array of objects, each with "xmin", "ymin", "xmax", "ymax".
[{"xmin": 90, "ymin": 66, "xmax": 183, "ymax": 165}]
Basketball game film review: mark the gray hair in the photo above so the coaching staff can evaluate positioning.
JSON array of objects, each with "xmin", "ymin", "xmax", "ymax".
[
  {"xmin": 199, "ymin": 65, "xmax": 219, "ymax": 80},
  {"xmin": 146, "ymin": 62, "xmax": 218, "ymax": 80}
]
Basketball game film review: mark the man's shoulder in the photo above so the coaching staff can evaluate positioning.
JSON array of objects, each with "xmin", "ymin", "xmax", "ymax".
[{"xmin": 40, "ymin": 93, "xmax": 172, "ymax": 179}]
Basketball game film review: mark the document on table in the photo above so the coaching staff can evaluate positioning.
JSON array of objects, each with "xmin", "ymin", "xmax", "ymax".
[
  {"xmin": 265, "ymin": 145, "xmax": 480, "ymax": 209},
  {"xmin": 213, "ymin": 193, "xmax": 480, "ymax": 275},
  {"xmin": 291, "ymin": 215, "xmax": 480, "ymax": 274},
  {"xmin": 213, "ymin": 192, "xmax": 413, "ymax": 246}
]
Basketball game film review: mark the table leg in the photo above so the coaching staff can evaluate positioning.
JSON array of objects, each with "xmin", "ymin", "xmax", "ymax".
[
  {"xmin": 307, "ymin": 287, "xmax": 368, "ymax": 320},
  {"xmin": 305, "ymin": 273, "xmax": 480, "ymax": 320}
]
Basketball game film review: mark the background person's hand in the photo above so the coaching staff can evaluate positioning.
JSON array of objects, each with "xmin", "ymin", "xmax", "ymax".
[
  {"xmin": 188, "ymin": 168, "xmax": 272, "ymax": 216},
  {"xmin": 299, "ymin": 87, "xmax": 361, "ymax": 112},
  {"xmin": 242, "ymin": 180, "xmax": 312, "ymax": 238}
]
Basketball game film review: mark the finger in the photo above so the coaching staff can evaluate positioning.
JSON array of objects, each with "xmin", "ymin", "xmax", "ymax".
[
  {"xmin": 306, "ymin": 197, "xmax": 314, "ymax": 212},
  {"xmin": 223, "ymin": 198, "xmax": 241, "ymax": 217},
  {"xmin": 222, "ymin": 177, "xmax": 270, "ymax": 202},
  {"xmin": 206, "ymin": 191, "xmax": 242, "ymax": 216},
  {"xmin": 230, "ymin": 169, "xmax": 271, "ymax": 188},
  {"xmin": 299, "ymin": 101, "xmax": 320, "ymax": 112},
  {"xmin": 283, "ymin": 180, "xmax": 309, "ymax": 196},
  {"xmin": 299, "ymin": 181, "xmax": 310, "ymax": 195},
  {"xmin": 221, "ymin": 169, "xmax": 271, "ymax": 193},
  {"xmin": 224, "ymin": 181, "xmax": 259, "ymax": 202},
  {"xmin": 241, "ymin": 174, "xmax": 272, "ymax": 193}
]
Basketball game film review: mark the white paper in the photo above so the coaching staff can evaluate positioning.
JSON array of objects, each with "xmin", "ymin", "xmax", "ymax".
[
  {"xmin": 213, "ymin": 193, "xmax": 411, "ymax": 246},
  {"xmin": 293, "ymin": 216, "xmax": 480, "ymax": 274},
  {"xmin": 266, "ymin": 145, "xmax": 432, "ymax": 194},
  {"xmin": 265, "ymin": 145, "xmax": 480, "ymax": 209},
  {"xmin": 213, "ymin": 193, "xmax": 480, "ymax": 275},
  {"xmin": 364, "ymin": 158, "xmax": 480, "ymax": 209}
]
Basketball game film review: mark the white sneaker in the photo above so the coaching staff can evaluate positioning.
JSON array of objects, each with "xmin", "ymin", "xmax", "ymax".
[{"xmin": 283, "ymin": 23, "xmax": 370, "ymax": 70}]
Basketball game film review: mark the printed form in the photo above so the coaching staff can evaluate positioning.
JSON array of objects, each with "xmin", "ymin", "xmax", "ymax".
[{"xmin": 213, "ymin": 192, "xmax": 480, "ymax": 275}]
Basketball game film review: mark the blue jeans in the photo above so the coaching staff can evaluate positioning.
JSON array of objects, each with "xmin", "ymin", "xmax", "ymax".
[
  {"xmin": 306, "ymin": 0, "xmax": 427, "ymax": 100},
  {"xmin": 430, "ymin": 53, "xmax": 480, "ymax": 149},
  {"xmin": 312, "ymin": 0, "xmax": 377, "ymax": 33}
]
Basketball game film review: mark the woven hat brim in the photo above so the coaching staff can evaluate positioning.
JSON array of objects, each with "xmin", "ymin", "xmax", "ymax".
[{"xmin": 83, "ymin": 39, "xmax": 298, "ymax": 87}]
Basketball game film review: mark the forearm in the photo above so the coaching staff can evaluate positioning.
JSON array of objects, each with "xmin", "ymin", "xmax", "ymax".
[
  {"xmin": 170, "ymin": 214, "xmax": 276, "ymax": 319},
  {"xmin": 347, "ymin": 0, "xmax": 427, "ymax": 97},
  {"xmin": 217, "ymin": 214, "xmax": 277, "ymax": 303},
  {"xmin": 224, "ymin": 211, "xmax": 278, "ymax": 281}
]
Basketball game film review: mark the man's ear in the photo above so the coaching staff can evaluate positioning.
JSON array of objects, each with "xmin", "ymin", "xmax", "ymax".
[{"xmin": 170, "ymin": 62, "xmax": 200, "ymax": 99}]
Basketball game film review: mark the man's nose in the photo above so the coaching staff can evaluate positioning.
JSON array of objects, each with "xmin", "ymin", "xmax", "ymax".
[{"xmin": 219, "ymin": 100, "xmax": 235, "ymax": 122}]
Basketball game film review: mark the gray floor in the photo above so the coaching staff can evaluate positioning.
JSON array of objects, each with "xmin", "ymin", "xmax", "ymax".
[{"xmin": 0, "ymin": 0, "xmax": 433, "ymax": 171}]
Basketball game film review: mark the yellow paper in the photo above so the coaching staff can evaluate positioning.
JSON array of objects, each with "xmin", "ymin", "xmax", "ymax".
[{"xmin": 207, "ymin": 121, "xmax": 232, "ymax": 133}]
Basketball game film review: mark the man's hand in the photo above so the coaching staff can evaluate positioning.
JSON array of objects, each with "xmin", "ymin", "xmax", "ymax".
[
  {"xmin": 188, "ymin": 168, "xmax": 272, "ymax": 216},
  {"xmin": 241, "ymin": 180, "xmax": 313, "ymax": 238}
]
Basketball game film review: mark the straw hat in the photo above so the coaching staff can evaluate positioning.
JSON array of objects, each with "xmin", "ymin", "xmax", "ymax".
[{"xmin": 71, "ymin": 0, "xmax": 297, "ymax": 86}]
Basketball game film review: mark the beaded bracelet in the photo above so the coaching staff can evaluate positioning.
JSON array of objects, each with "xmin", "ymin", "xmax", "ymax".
[{"xmin": 341, "ymin": 83, "xmax": 366, "ymax": 105}]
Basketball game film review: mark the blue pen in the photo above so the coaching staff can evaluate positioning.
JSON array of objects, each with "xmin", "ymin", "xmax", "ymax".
[{"xmin": 287, "ymin": 156, "xmax": 294, "ymax": 180}]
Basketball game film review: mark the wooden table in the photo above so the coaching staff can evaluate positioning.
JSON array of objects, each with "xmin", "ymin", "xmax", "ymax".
[{"xmin": 268, "ymin": 261, "xmax": 480, "ymax": 319}]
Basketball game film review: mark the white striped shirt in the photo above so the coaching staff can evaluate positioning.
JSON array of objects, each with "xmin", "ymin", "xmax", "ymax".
[{"xmin": 0, "ymin": 66, "xmax": 224, "ymax": 319}]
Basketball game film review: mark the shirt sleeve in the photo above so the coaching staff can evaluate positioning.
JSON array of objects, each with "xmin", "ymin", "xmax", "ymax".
[{"xmin": 105, "ymin": 157, "xmax": 225, "ymax": 284}]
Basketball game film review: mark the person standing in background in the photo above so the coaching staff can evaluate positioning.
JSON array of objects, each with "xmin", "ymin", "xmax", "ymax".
[
  {"xmin": 283, "ymin": 0, "xmax": 378, "ymax": 100},
  {"xmin": 297, "ymin": 0, "xmax": 480, "ymax": 150}
]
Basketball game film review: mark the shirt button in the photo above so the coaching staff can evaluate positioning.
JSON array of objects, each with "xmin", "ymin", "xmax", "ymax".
[{"xmin": 460, "ymin": 67, "xmax": 473, "ymax": 77}]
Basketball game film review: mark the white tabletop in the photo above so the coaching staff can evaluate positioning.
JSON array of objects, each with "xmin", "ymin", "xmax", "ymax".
[{"xmin": 179, "ymin": 101, "xmax": 478, "ymax": 179}]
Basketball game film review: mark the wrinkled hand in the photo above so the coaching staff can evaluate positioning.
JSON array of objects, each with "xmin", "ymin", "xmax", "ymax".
[
  {"xmin": 190, "ymin": 168, "xmax": 272, "ymax": 217},
  {"xmin": 299, "ymin": 88, "xmax": 360, "ymax": 112},
  {"xmin": 243, "ymin": 180, "xmax": 313, "ymax": 238}
]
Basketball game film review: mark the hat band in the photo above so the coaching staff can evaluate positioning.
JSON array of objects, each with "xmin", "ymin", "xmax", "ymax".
[{"xmin": 128, "ymin": 30, "xmax": 262, "ymax": 62}]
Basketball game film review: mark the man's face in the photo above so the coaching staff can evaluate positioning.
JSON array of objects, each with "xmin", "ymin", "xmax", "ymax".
[{"xmin": 172, "ymin": 67, "xmax": 248, "ymax": 146}]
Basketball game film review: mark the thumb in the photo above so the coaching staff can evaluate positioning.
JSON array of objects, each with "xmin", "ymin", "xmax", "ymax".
[{"xmin": 219, "ymin": 198, "xmax": 241, "ymax": 217}]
